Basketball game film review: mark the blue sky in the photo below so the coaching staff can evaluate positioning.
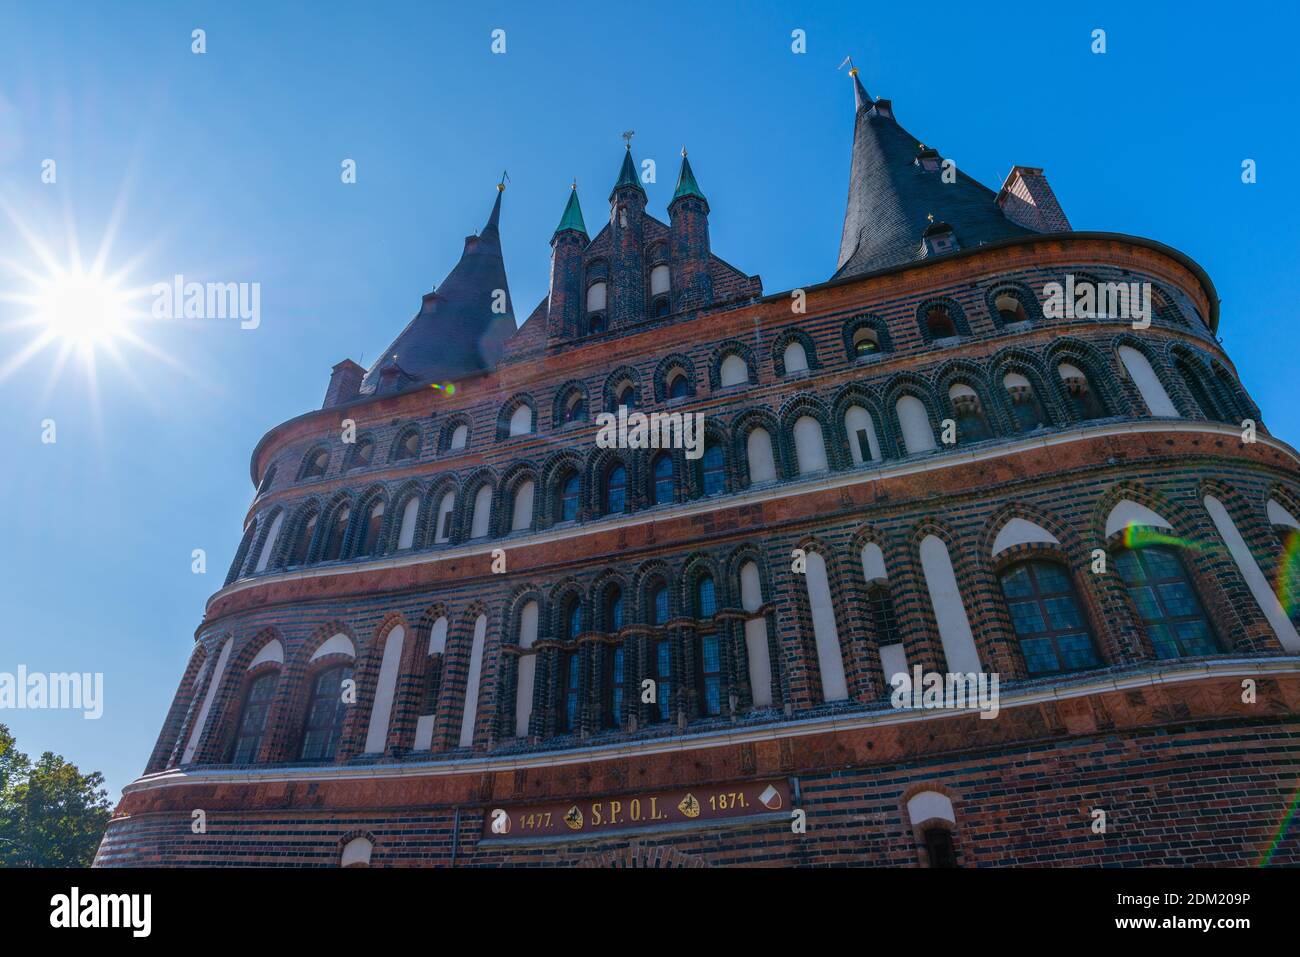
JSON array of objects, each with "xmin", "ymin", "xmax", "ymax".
[{"xmin": 0, "ymin": 0, "xmax": 1296, "ymax": 798}]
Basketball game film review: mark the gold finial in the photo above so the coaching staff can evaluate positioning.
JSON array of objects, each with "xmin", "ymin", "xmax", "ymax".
[
  {"xmin": 681, "ymin": 146, "xmax": 688, "ymax": 158},
  {"xmin": 926, "ymin": 213, "xmax": 935, "ymax": 223},
  {"xmin": 498, "ymin": 169, "xmax": 509, "ymax": 191},
  {"xmin": 838, "ymin": 55, "xmax": 857, "ymax": 76}
]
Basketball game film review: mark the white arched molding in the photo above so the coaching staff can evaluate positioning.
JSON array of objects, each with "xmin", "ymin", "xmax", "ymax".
[
  {"xmin": 793, "ymin": 416, "xmax": 828, "ymax": 474},
  {"xmin": 458, "ymin": 614, "xmax": 488, "ymax": 748},
  {"xmin": 449, "ymin": 424, "xmax": 469, "ymax": 450},
  {"xmin": 804, "ymin": 552, "xmax": 848, "ymax": 701},
  {"xmin": 861, "ymin": 543, "xmax": 908, "ymax": 684},
  {"xmin": 254, "ymin": 512, "xmax": 284, "ymax": 573},
  {"xmin": 508, "ymin": 404, "xmax": 533, "ymax": 436},
  {"xmin": 740, "ymin": 561, "xmax": 773, "ymax": 708},
  {"xmin": 1267, "ymin": 499, "xmax": 1300, "ymax": 530},
  {"xmin": 845, "ymin": 405, "xmax": 881, "ymax": 465},
  {"xmin": 413, "ymin": 616, "xmax": 449, "ymax": 751},
  {"xmin": 247, "ymin": 640, "xmax": 284, "ymax": 670},
  {"xmin": 435, "ymin": 493, "xmax": 455, "ymax": 543},
  {"xmin": 586, "ymin": 280, "xmax": 607, "ymax": 313},
  {"xmin": 907, "ymin": 790, "xmax": 956, "ymax": 827},
  {"xmin": 310, "ymin": 633, "xmax": 357, "ymax": 662},
  {"xmin": 896, "ymin": 396, "xmax": 937, "ymax": 454},
  {"xmin": 1104, "ymin": 500, "xmax": 1172, "ymax": 539},
  {"xmin": 515, "ymin": 601, "xmax": 540, "ymax": 737},
  {"xmin": 1204, "ymin": 496, "xmax": 1300, "ymax": 651},
  {"xmin": 397, "ymin": 497, "xmax": 419, "ymax": 550},
  {"xmin": 182, "ymin": 637, "xmax": 233, "ymax": 764},
  {"xmin": 918, "ymin": 536, "xmax": 982, "ymax": 674},
  {"xmin": 511, "ymin": 480, "xmax": 535, "ymax": 532},
  {"xmin": 1118, "ymin": 346, "xmax": 1178, "ymax": 417},
  {"xmin": 861, "ymin": 543, "xmax": 888, "ymax": 583},
  {"xmin": 747, "ymin": 428, "xmax": 778, "ymax": 484},
  {"xmin": 783, "ymin": 341, "xmax": 809, "ymax": 374},
  {"xmin": 363, "ymin": 626, "xmax": 405, "ymax": 754},
  {"xmin": 340, "ymin": 836, "xmax": 373, "ymax": 868},
  {"xmin": 470, "ymin": 485, "xmax": 493, "ymax": 539},
  {"xmin": 991, "ymin": 518, "xmax": 1060, "ymax": 557},
  {"xmin": 720, "ymin": 354, "xmax": 748, "ymax": 387}
]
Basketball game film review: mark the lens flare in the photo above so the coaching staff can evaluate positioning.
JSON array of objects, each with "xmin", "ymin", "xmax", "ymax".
[
  {"xmin": 1120, "ymin": 524, "xmax": 1204, "ymax": 551},
  {"xmin": 1274, "ymin": 529, "xmax": 1300, "ymax": 616}
]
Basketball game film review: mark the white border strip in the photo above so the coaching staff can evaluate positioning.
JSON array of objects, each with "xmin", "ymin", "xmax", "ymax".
[
  {"xmin": 210, "ymin": 421, "xmax": 1300, "ymax": 612},
  {"xmin": 121, "ymin": 655, "xmax": 1300, "ymax": 796}
]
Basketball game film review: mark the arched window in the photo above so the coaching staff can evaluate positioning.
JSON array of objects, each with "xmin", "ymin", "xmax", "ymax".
[
  {"xmin": 257, "ymin": 466, "xmax": 277, "ymax": 495},
  {"xmin": 652, "ymin": 453, "xmax": 674, "ymax": 505},
  {"xmin": 866, "ymin": 583, "xmax": 901, "ymax": 647},
  {"xmin": 355, "ymin": 501, "xmax": 385, "ymax": 557},
  {"xmin": 253, "ymin": 511, "xmax": 284, "ymax": 573},
  {"xmin": 852, "ymin": 327, "xmax": 880, "ymax": 357},
  {"xmin": 1058, "ymin": 363, "xmax": 1105, "ymax": 421},
  {"xmin": 605, "ymin": 587, "xmax": 624, "ymax": 631},
  {"xmin": 287, "ymin": 513, "xmax": 317, "ymax": 566},
  {"xmin": 395, "ymin": 429, "xmax": 420, "ymax": 461},
  {"xmin": 653, "ymin": 296, "xmax": 671, "ymax": 318},
  {"xmin": 565, "ymin": 599, "xmax": 582, "ymax": 641},
  {"xmin": 303, "ymin": 448, "xmax": 329, "ymax": 479},
  {"xmin": 508, "ymin": 404, "xmax": 533, "ymax": 437},
  {"xmin": 651, "ymin": 583, "xmax": 670, "ymax": 626},
  {"xmin": 695, "ymin": 575, "xmax": 716, "ymax": 617},
  {"xmin": 925, "ymin": 305, "xmax": 958, "ymax": 340},
  {"xmin": 351, "ymin": 439, "xmax": 373, "ymax": 469},
  {"xmin": 229, "ymin": 671, "xmax": 278, "ymax": 763},
  {"xmin": 949, "ymin": 384, "xmax": 991, "ymax": 441},
  {"xmin": 896, "ymin": 396, "xmax": 937, "ymax": 453},
  {"xmin": 321, "ymin": 507, "xmax": 350, "ymax": 561},
  {"xmin": 340, "ymin": 837, "xmax": 373, "ymax": 868},
  {"xmin": 563, "ymin": 392, "xmax": 587, "ymax": 425},
  {"xmin": 1118, "ymin": 346, "xmax": 1178, "ymax": 417},
  {"xmin": 458, "ymin": 614, "xmax": 487, "ymax": 748},
  {"xmin": 1176, "ymin": 360, "xmax": 1224, "ymax": 422},
  {"xmin": 667, "ymin": 370, "xmax": 690, "ymax": 400},
  {"xmin": 804, "ymin": 552, "xmax": 848, "ymax": 701},
  {"xmin": 469, "ymin": 485, "xmax": 493, "ymax": 539},
  {"xmin": 557, "ymin": 472, "xmax": 580, "ymax": 523},
  {"xmin": 559, "ymin": 651, "xmax": 580, "ymax": 733},
  {"xmin": 793, "ymin": 416, "xmax": 828, "ymax": 474},
  {"xmin": 995, "ymin": 293, "xmax": 1028, "ymax": 326},
  {"xmin": 844, "ymin": 405, "xmax": 881, "ymax": 465},
  {"xmin": 739, "ymin": 560, "xmax": 774, "ymax": 708},
  {"xmin": 1003, "ymin": 373, "xmax": 1046, "ymax": 433},
  {"xmin": 449, "ymin": 423, "xmax": 469, "ymax": 451},
  {"xmin": 414, "ymin": 616, "xmax": 448, "ymax": 750},
  {"xmin": 998, "ymin": 561, "xmax": 1100, "ymax": 675},
  {"xmin": 1277, "ymin": 527, "xmax": 1300, "ymax": 628},
  {"xmin": 514, "ymin": 603, "xmax": 538, "ymax": 739},
  {"xmin": 586, "ymin": 280, "xmax": 607, "ymax": 314},
  {"xmin": 697, "ymin": 629, "xmax": 722, "ymax": 717},
  {"xmin": 746, "ymin": 427, "xmax": 778, "ymax": 484},
  {"xmin": 649, "ymin": 636, "xmax": 672, "ymax": 723},
  {"xmin": 650, "ymin": 264, "xmax": 671, "ymax": 297},
  {"xmin": 605, "ymin": 465, "xmax": 627, "ymax": 514},
  {"xmin": 924, "ymin": 827, "xmax": 958, "ymax": 868},
  {"xmin": 615, "ymin": 383, "xmax": 636, "ymax": 411},
  {"xmin": 396, "ymin": 497, "xmax": 419, "ymax": 550},
  {"xmin": 699, "ymin": 443, "xmax": 725, "ymax": 496},
  {"xmin": 588, "ymin": 312, "xmax": 606, "ymax": 335},
  {"xmin": 434, "ymin": 492, "xmax": 455, "ymax": 543},
  {"xmin": 783, "ymin": 341, "xmax": 809, "ymax": 374},
  {"xmin": 1114, "ymin": 546, "xmax": 1217, "ymax": 658},
  {"xmin": 719, "ymin": 354, "xmax": 748, "ymax": 387},
  {"xmin": 510, "ymin": 480, "xmax": 534, "ymax": 532},
  {"xmin": 603, "ymin": 643, "xmax": 625, "ymax": 729},
  {"xmin": 299, "ymin": 663, "xmax": 353, "ymax": 761}
]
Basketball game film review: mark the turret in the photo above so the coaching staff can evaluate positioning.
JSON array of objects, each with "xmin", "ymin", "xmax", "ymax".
[
  {"xmin": 608, "ymin": 145, "xmax": 648, "ymax": 328},
  {"xmin": 547, "ymin": 183, "xmax": 589, "ymax": 341},
  {"xmin": 668, "ymin": 149, "xmax": 713, "ymax": 312}
]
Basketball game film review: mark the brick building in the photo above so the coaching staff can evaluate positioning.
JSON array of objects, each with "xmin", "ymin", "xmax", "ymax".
[{"xmin": 96, "ymin": 70, "xmax": 1300, "ymax": 867}]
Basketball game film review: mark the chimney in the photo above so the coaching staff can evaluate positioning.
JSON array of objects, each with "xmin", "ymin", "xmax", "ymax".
[
  {"xmin": 323, "ymin": 359, "xmax": 364, "ymax": 408},
  {"xmin": 997, "ymin": 166, "xmax": 1071, "ymax": 233}
]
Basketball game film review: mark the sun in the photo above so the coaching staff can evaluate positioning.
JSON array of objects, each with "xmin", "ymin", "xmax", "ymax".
[{"xmin": 32, "ymin": 268, "xmax": 130, "ymax": 346}]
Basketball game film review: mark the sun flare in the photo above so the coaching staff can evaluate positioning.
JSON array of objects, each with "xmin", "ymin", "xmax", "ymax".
[{"xmin": 32, "ymin": 268, "xmax": 130, "ymax": 346}]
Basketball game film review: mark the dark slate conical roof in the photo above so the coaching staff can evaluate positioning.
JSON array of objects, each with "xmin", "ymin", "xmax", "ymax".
[
  {"xmin": 361, "ymin": 188, "xmax": 516, "ymax": 392},
  {"xmin": 834, "ymin": 78, "xmax": 1034, "ymax": 280}
]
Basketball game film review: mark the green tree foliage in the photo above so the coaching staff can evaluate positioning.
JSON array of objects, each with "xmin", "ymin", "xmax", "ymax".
[{"xmin": 0, "ymin": 724, "xmax": 112, "ymax": 867}]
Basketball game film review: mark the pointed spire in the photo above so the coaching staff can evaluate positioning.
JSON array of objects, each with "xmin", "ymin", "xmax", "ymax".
[
  {"xmin": 611, "ymin": 141, "xmax": 646, "ymax": 199},
  {"xmin": 849, "ymin": 65, "xmax": 872, "ymax": 112},
  {"xmin": 672, "ymin": 148, "xmax": 706, "ymax": 203},
  {"xmin": 554, "ymin": 181, "xmax": 588, "ymax": 237},
  {"xmin": 485, "ymin": 176, "xmax": 505, "ymax": 232}
]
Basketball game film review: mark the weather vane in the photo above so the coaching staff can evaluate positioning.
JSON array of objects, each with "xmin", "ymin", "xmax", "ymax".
[
  {"xmin": 838, "ymin": 55, "xmax": 857, "ymax": 76},
  {"xmin": 621, "ymin": 130, "xmax": 635, "ymax": 150},
  {"xmin": 498, "ymin": 169, "xmax": 510, "ymax": 191}
]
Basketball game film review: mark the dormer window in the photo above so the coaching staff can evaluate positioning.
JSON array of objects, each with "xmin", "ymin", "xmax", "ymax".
[
  {"xmin": 921, "ymin": 222, "xmax": 956, "ymax": 257},
  {"xmin": 917, "ymin": 148, "xmax": 942, "ymax": 172}
]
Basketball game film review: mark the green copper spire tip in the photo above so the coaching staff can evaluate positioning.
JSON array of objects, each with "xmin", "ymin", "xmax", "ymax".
[
  {"xmin": 554, "ymin": 184, "xmax": 587, "ymax": 237},
  {"xmin": 672, "ymin": 150, "xmax": 706, "ymax": 203}
]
